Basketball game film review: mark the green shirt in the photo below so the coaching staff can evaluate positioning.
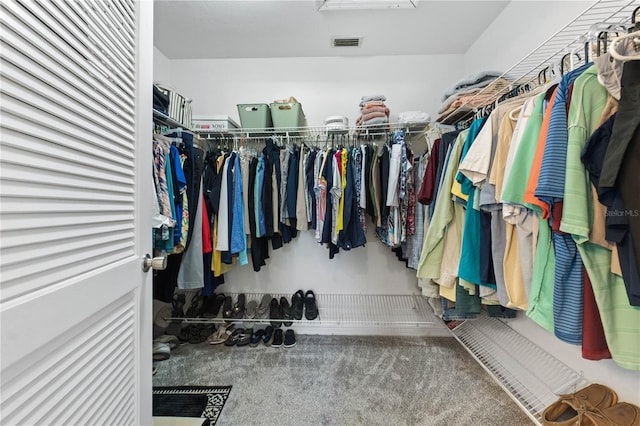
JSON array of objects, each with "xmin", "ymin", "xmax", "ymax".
[
  {"xmin": 562, "ymin": 65, "xmax": 640, "ymax": 370},
  {"xmin": 417, "ymin": 130, "xmax": 467, "ymax": 280}
]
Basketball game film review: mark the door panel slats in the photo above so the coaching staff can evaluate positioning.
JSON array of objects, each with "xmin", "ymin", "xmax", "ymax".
[
  {"xmin": 1, "ymin": 298, "xmax": 136, "ymax": 425},
  {"xmin": 1, "ymin": 148, "xmax": 134, "ymax": 189},
  {"xmin": 1, "ymin": 117, "xmax": 135, "ymax": 171},
  {"xmin": 0, "ymin": 0, "xmax": 141, "ymax": 423},
  {"xmin": 0, "ymin": 236, "xmax": 135, "ymax": 286},
  {"xmin": 1, "ymin": 96, "xmax": 134, "ymax": 162},
  {"xmin": 35, "ymin": 0, "xmax": 136, "ymax": 89},
  {"xmin": 0, "ymin": 24, "xmax": 134, "ymax": 121},
  {"xmin": 62, "ymin": 1, "xmax": 135, "ymax": 79},
  {"xmin": 2, "ymin": 211, "xmax": 135, "ymax": 231},
  {"xmin": 1, "ymin": 48, "xmax": 134, "ymax": 140},
  {"xmin": 99, "ymin": 0, "xmax": 135, "ymax": 36},
  {"xmin": 2, "ymin": 1, "xmax": 135, "ymax": 111},
  {"xmin": 1, "ymin": 79, "xmax": 135, "ymax": 155},
  {"xmin": 82, "ymin": 0, "xmax": 135, "ymax": 49}
]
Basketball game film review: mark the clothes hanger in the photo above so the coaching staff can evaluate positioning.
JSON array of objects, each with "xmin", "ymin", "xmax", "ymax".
[
  {"xmin": 610, "ymin": 30, "xmax": 640, "ymax": 61},
  {"xmin": 609, "ymin": 7, "xmax": 640, "ymax": 62}
]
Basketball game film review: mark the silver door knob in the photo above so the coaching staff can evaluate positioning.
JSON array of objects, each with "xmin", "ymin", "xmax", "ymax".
[{"xmin": 143, "ymin": 254, "xmax": 167, "ymax": 272}]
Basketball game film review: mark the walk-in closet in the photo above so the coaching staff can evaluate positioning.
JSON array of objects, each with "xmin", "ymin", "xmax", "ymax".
[{"xmin": 1, "ymin": 1, "xmax": 639, "ymax": 425}]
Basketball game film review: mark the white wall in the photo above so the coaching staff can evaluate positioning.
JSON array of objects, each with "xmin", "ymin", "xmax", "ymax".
[
  {"xmin": 163, "ymin": 54, "xmax": 465, "ymax": 126},
  {"xmin": 216, "ymin": 226, "xmax": 418, "ymax": 296},
  {"xmin": 153, "ymin": 46, "xmax": 172, "ymax": 85},
  {"xmin": 463, "ymin": 1, "xmax": 593, "ymax": 75}
]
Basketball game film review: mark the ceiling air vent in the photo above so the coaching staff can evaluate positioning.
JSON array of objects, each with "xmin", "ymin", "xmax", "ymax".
[{"xmin": 332, "ymin": 37, "xmax": 362, "ymax": 48}]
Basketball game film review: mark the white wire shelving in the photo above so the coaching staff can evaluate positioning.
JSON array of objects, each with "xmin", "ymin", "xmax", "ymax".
[
  {"xmin": 441, "ymin": 0, "xmax": 639, "ymax": 125},
  {"xmin": 450, "ymin": 316, "xmax": 585, "ymax": 424},
  {"xmin": 193, "ymin": 122, "xmax": 455, "ymax": 141},
  {"xmin": 166, "ymin": 293, "xmax": 441, "ymax": 328}
]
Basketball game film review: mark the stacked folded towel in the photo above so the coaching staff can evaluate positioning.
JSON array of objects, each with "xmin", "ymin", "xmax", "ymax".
[
  {"xmin": 356, "ymin": 95, "xmax": 390, "ymax": 131},
  {"xmin": 398, "ymin": 110, "xmax": 431, "ymax": 129},
  {"xmin": 325, "ymin": 115, "xmax": 349, "ymax": 133}
]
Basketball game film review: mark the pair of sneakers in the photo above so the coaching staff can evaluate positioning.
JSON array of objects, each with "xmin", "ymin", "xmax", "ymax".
[
  {"xmin": 262, "ymin": 326, "xmax": 296, "ymax": 348},
  {"xmin": 291, "ymin": 290, "xmax": 318, "ymax": 321},
  {"xmin": 270, "ymin": 297, "xmax": 293, "ymax": 328}
]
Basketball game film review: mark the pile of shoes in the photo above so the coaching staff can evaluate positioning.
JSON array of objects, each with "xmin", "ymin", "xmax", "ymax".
[
  {"xmin": 211, "ymin": 324, "xmax": 297, "ymax": 349},
  {"xmin": 541, "ymin": 383, "xmax": 640, "ymax": 425},
  {"xmin": 213, "ymin": 290, "xmax": 320, "ymax": 349},
  {"xmin": 159, "ymin": 290, "xmax": 320, "ymax": 350}
]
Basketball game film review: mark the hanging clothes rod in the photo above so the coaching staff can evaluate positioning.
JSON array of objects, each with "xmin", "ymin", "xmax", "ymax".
[
  {"xmin": 443, "ymin": 0, "xmax": 637, "ymax": 125},
  {"xmin": 194, "ymin": 121, "xmax": 451, "ymax": 139}
]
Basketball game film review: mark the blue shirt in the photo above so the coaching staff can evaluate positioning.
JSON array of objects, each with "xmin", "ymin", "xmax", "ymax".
[
  {"xmin": 535, "ymin": 62, "xmax": 592, "ymax": 206},
  {"xmin": 230, "ymin": 153, "xmax": 248, "ymax": 265}
]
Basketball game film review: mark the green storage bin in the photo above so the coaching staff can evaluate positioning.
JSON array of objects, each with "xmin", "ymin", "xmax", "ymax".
[
  {"xmin": 237, "ymin": 104, "xmax": 273, "ymax": 129},
  {"xmin": 270, "ymin": 102, "xmax": 305, "ymax": 129}
]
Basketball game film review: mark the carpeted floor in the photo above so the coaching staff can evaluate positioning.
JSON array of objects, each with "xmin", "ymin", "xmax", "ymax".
[{"xmin": 153, "ymin": 334, "xmax": 534, "ymax": 426}]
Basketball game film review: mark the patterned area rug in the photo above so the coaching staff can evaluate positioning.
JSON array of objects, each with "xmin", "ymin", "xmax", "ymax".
[{"xmin": 153, "ymin": 386, "xmax": 231, "ymax": 426}]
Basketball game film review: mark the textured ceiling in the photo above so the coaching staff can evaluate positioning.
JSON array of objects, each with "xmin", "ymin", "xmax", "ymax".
[{"xmin": 154, "ymin": 0, "xmax": 510, "ymax": 59}]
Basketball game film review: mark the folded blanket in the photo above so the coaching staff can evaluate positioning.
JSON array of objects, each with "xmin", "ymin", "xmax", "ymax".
[
  {"xmin": 441, "ymin": 71, "xmax": 503, "ymax": 101},
  {"xmin": 438, "ymin": 88, "xmax": 482, "ymax": 114},
  {"xmin": 358, "ymin": 116, "xmax": 388, "ymax": 126},
  {"xmin": 356, "ymin": 111, "xmax": 388, "ymax": 125},
  {"xmin": 360, "ymin": 105, "xmax": 389, "ymax": 114},
  {"xmin": 360, "ymin": 94, "xmax": 386, "ymax": 104}
]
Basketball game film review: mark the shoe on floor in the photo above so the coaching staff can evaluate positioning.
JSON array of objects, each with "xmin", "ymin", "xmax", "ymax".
[
  {"xmin": 291, "ymin": 290, "xmax": 304, "ymax": 320},
  {"xmin": 152, "ymin": 342, "xmax": 171, "ymax": 361},
  {"xmin": 237, "ymin": 329, "xmax": 252, "ymax": 347},
  {"xmin": 250, "ymin": 329, "xmax": 265, "ymax": 347},
  {"xmin": 269, "ymin": 298, "xmax": 282, "ymax": 328},
  {"xmin": 154, "ymin": 334, "xmax": 180, "ymax": 350},
  {"xmin": 208, "ymin": 323, "xmax": 235, "ymax": 345},
  {"xmin": 280, "ymin": 296, "xmax": 292, "ymax": 327},
  {"xmin": 582, "ymin": 402, "xmax": 640, "ymax": 426},
  {"xmin": 284, "ymin": 329, "xmax": 296, "ymax": 348},
  {"xmin": 271, "ymin": 329, "xmax": 284, "ymax": 348},
  {"xmin": 304, "ymin": 290, "xmax": 318, "ymax": 320},
  {"xmin": 262, "ymin": 326, "xmax": 274, "ymax": 346},
  {"xmin": 541, "ymin": 383, "xmax": 618, "ymax": 426},
  {"xmin": 224, "ymin": 328, "xmax": 244, "ymax": 347}
]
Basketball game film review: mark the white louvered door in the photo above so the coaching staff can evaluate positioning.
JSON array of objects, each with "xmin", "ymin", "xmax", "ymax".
[{"xmin": 0, "ymin": 1, "xmax": 153, "ymax": 425}]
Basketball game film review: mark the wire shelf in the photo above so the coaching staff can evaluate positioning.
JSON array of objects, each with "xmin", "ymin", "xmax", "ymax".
[
  {"xmin": 193, "ymin": 122, "xmax": 455, "ymax": 140},
  {"xmin": 442, "ymin": 0, "xmax": 638, "ymax": 125},
  {"xmin": 166, "ymin": 293, "xmax": 441, "ymax": 328},
  {"xmin": 450, "ymin": 316, "xmax": 585, "ymax": 423}
]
